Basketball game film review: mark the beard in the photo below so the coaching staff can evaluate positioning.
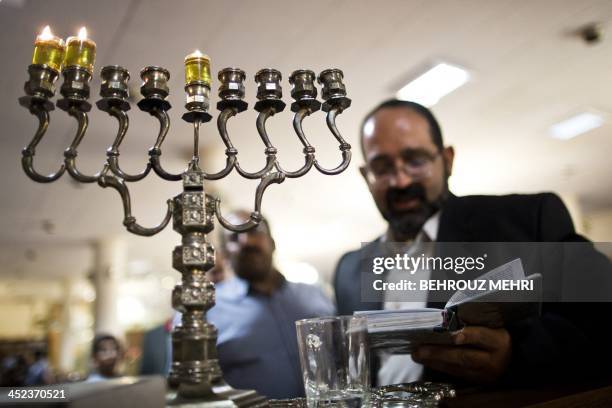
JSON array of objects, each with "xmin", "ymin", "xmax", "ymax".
[
  {"xmin": 231, "ymin": 247, "xmax": 273, "ymax": 282},
  {"xmin": 384, "ymin": 179, "xmax": 448, "ymax": 241}
]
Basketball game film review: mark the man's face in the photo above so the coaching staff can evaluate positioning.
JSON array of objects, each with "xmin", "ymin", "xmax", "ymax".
[
  {"xmin": 361, "ymin": 107, "xmax": 454, "ymax": 240},
  {"xmin": 94, "ymin": 339, "xmax": 120, "ymax": 375},
  {"xmin": 222, "ymin": 216, "xmax": 275, "ymax": 282}
]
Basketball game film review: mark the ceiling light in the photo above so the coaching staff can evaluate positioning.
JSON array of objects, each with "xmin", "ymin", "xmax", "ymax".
[
  {"xmin": 397, "ymin": 62, "xmax": 470, "ymax": 107},
  {"xmin": 549, "ymin": 112, "xmax": 604, "ymax": 140}
]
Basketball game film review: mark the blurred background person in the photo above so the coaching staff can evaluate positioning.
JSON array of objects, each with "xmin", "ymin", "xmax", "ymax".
[
  {"xmin": 24, "ymin": 348, "xmax": 54, "ymax": 385},
  {"xmin": 86, "ymin": 334, "xmax": 124, "ymax": 382},
  {"xmin": 208, "ymin": 210, "xmax": 334, "ymax": 399}
]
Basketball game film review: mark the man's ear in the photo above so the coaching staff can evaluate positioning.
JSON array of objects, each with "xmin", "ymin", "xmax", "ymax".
[
  {"xmin": 442, "ymin": 146, "xmax": 454, "ymax": 176},
  {"xmin": 359, "ymin": 165, "xmax": 369, "ymax": 183}
]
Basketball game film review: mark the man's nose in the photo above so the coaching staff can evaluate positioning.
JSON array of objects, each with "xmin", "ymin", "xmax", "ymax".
[
  {"xmin": 388, "ymin": 167, "xmax": 414, "ymax": 189},
  {"xmin": 236, "ymin": 231, "xmax": 256, "ymax": 246}
]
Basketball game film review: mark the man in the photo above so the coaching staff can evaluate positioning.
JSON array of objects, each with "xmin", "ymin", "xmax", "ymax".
[
  {"xmin": 209, "ymin": 210, "xmax": 335, "ymax": 399},
  {"xmin": 86, "ymin": 334, "xmax": 124, "ymax": 382},
  {"xmin": 334, "ymin": 99, "xmax": 611, "ymax": 386},
  {"xmin": 24, "ymin": 349, "xmax": 54, "ymax": 386}
]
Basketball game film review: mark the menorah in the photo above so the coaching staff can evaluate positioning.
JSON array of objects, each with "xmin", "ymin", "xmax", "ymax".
[{"xmin": 19, "ymin": 28, "xmax": 351, "ymax": 407}]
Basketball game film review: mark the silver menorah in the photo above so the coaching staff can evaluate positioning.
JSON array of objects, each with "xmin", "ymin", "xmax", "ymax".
[{"xmin": 19, "ymin": 57, "xmax": 351, "ymax": 406}]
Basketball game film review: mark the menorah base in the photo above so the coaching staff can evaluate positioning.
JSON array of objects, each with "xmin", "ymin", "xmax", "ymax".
[{"xmin": 166, "ymin": 382, "xmax": 268, "ymax": 408}]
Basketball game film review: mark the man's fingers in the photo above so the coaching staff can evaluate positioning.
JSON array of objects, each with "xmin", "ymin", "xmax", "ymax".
[
  {"xmin": 413, "ymin": 345, "xmax": 490, "ymax": 371},
  {"xmin": 453, "ymin": 326, "xmax": 509, "ymax": 351}
]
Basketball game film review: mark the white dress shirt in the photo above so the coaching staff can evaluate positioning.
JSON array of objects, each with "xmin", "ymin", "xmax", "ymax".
[{"xmin": 377, "ymin": 212, "xmax": 440, "ymax": 386}]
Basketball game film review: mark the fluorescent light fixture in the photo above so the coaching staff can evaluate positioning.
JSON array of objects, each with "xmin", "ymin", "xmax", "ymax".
[
  {"xmin": 397, "ymin": 62, "xmax": 470, "ymax": 107},
  {"xmin": 0, "ymin": 0, "xmax": 27, "ymax": 7},
  {"xmin": 549, "ymin": 112, "xmax": 604, "ymax": 140}
]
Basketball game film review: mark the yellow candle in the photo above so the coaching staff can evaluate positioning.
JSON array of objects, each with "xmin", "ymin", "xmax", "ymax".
[
  {"xmin": 184, "ymin": 50, "xmax": 211, "ymax": 86},
  {"xmin": 32, "ymin": 26, "xmax": 65, "ymax": 72},
  {"xmin": 63, "ymin": 27, "xmax": 96, "ymax": 73}
]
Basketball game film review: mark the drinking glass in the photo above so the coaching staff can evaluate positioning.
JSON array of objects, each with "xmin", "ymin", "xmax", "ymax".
[{"xmin": 296, "ymin": 316, "xmax": 370, "ymax": 407}]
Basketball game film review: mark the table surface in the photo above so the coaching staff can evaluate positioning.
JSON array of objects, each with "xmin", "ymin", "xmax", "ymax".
[{"xmin": 444, "ymin": 380, "xmax": 612, "ymax": 408}]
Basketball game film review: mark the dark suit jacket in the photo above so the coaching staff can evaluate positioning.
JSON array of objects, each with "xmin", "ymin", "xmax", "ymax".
[{"xmin": 334, "ymin": 193, "xmax": 612, "ymax": 383}]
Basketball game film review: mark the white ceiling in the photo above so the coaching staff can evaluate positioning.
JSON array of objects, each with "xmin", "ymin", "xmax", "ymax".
[{"xmin": 0, "ymin": 0, "xmax": 611, "ymax": 285}]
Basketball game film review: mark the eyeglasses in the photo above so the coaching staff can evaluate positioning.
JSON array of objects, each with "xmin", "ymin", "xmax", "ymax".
[{"xmin": 363, "ymin": 149, "xmax": 441, "ymax": 184}]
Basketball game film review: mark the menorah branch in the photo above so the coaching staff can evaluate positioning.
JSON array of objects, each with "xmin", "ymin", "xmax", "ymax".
[
  {"xmin": 105, "ymin": 106, "xmax": 152, "ymax": 182},
  {"xmin": 98, "ymin": 169, "xmax": 173, "ymax": 236},
  {"xmin": 214, "ymin": 171, "xmax": 285, "ymax": 232},
  {"xmin": 273, "ymin": 108, "xmax": 316, "ymax": 178},
  {"xmin": 313, "ymin": 108, "xmax": 352, "ymax": 175},
  {"xmin": 147, "ymin": 108, "xmax": 182, "ymax": 181},
  {"xmin": 63, "ymin": 108, "xmax": 100, "ymax": 183},
  {"xmin": 20, "ymin": 102, "xmax": 66, "ymax": 182},
  {"xmin": 234, "ymin": 108, "xmax": 278, "ymax": 179}
]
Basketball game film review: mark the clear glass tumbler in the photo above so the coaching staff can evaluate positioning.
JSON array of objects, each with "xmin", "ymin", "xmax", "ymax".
[{"xmin": 296, "ymin": 316, "xmax": 370, "ymax": 407}]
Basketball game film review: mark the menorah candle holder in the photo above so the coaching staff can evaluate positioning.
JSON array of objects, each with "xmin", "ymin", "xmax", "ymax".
[{"xmin": 19, "ymin": 51, "xmax": 351, "ymax": 406}]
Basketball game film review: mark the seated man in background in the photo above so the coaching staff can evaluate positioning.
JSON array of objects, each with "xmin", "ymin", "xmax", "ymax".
[
  {"xmin": 335, "ymin": 99, "xmax": 612, "ymax": 386},
  {"xmin": 210, "ymin": 210, "xmax": 335, "ymax": 399},
  {"xmin": 86, "ymin": 334, "xmax": 124, "ymax": 382}
]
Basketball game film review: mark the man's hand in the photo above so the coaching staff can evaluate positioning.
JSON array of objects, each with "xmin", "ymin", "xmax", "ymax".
[{"xmin": 412, "ymin": 326, "xmax": 512, "ymax": 383}]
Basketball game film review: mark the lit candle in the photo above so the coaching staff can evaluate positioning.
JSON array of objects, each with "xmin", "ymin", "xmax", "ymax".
[
  {"xmin": 32, "ymin": 26, "xmax": 65, "ymax": 72},
  {"xmin": 184, "ymin": 50, "xmax": 211, "ymax": 86},
  {"xmin": 63, "ymin": 27, "xmax": 96, "ymax": 73}
]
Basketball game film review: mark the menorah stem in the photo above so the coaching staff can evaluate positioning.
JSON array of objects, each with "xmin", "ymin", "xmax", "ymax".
[
  {"xmin": 21, "ymin": 105, "xmax": 66, "ymax": 183},
  {"xmin": 193, "ymin": 118, "xmax": 201, "ymax": 163}
]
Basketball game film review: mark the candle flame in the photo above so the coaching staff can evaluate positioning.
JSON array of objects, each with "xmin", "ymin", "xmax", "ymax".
[
  {"xmin": 78, "ymin": 27, "xmax": 88, "ymax": 41},
  {"xmin": 193, "ymin": 49, "xmax": 203, "ymax": 57},
  {"xmin": 39, "ymin": 25, "xmax": 53, "ymax": 40}
]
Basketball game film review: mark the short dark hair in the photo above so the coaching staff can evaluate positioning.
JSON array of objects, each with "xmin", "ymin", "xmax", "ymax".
[
  {"xmin": 92, "ymin": 334, "xmax": 120, "ymax": 355},
  {"xmin": 219, "ymin": 211, "xmax": 273, "ymax": 249},
  {"xmin": 360, "ymin": 99, "xmax": 444, "ymax": 157}
]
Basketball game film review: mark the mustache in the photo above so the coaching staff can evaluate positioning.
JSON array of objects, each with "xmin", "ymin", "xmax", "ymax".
[
  {"xmin": 386, "ymin": 183, "xmax": 427, "ymax": 209},
  {"xmin": 237, "ymin": 246, "xmax": 265, "ymax": 257}
]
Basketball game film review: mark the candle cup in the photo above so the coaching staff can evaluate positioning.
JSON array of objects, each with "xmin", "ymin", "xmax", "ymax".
[
  {"xmin": 217, "ymin": 68, "xmax": 248, "ymax": 113},
  {"xmin": 22, "ymin": 64, "xmax": 60, "ymax": 101},
  {"xmin": 137, "ymin": 66, "xmax": 172, "ymax": 113},
  {"xmin": 57, "ymin": 66, "xmax": 92, "ymax": 112},
  {"xmin": 289, "ymin": 69, "xmax": 321, "ymax": 113},
  {"xmin": 317, "ymin": 69, "xmax": 351, "ymax": 112},
  {"xmin": 96, "ymin": 65, "xmax": 131, "ymax": 112},
  {"xmin": 63, "ymin": 36, "xmax": 96, "ymax": 74},
  {"xmin": 254, "ymin": 68, "xmax": 286, "ymax": 113},
  {"xmin": 32, "ymin": 31, "xmax": 65, "ymax": 73}
]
